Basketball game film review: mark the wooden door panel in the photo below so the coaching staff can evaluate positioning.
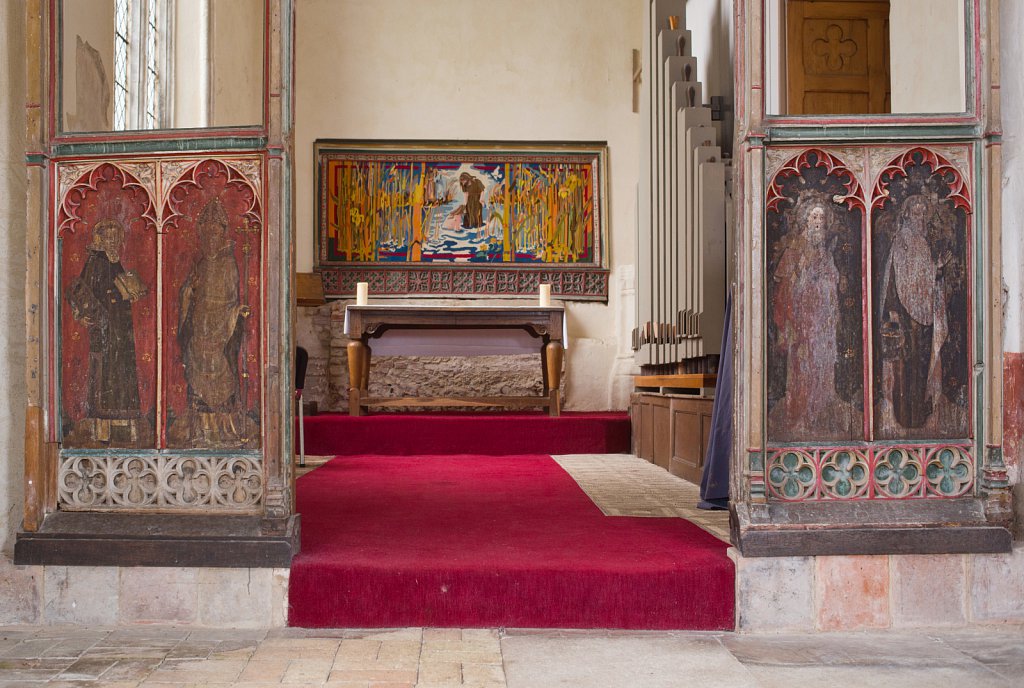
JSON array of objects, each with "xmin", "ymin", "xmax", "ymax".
[
  {"xmin": 787, "ymin": 0, "xmax": 890, "ymax": 115},
  {"xmin": 803, "ymin": 91, "xmax": 870, "ymax": 114}
]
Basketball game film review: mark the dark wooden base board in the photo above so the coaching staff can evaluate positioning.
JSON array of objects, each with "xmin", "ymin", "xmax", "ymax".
[
  {"xmin": 734, "ymin": 524, "xmax": 1012, "ymax": 557},
  {"xmin": 14, "ymin": 512, "xmax": 300, "ymax": 568},
  {"xmin": 732, "ymin": 500, "xmax": 1013, "ymax": 557}
]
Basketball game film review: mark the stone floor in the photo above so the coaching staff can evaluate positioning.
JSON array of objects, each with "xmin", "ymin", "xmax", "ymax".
[{"xmin": 1, "ymin": 624, "xmax": 1022, "ymax": 687}]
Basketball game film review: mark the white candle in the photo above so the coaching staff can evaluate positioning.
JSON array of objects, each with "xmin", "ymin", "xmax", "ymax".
[
  {"xmin": 356, "ymin": 282, "xmax": 368, "ymax": 306},
  {"xmin": 539, "ymin": 283, "xmax": 552, "ymax": 307}
]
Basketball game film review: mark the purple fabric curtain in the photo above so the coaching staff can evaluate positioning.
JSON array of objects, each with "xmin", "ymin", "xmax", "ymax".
[{"xmin": 699, "ymin": 291, "xmax": 732, "ymax": 510}]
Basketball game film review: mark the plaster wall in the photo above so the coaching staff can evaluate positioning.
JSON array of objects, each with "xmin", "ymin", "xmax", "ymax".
[
  {"xmin": 209, "ymin": 0, "xmax": 263, "ymax": 128},
  {"xmin": 889, "ymin": 0, "xmax": 966, "ymax": 114},
  {"xmin": 293, "ymin": 0, "xmax": 645, "ymax": 410},
  {"xmin": 765, "ymin": 0, "xmax": 784, "ymax": 114},
  {"xmin": 1000, "ymin": 0, "xmax": 1024, "ymax": 532},
  {"xmin": 60, "ymin": 0, "xmax": 115, "ymax": 131},
  {"xmin": 1001, "ymin": 0, "xmax": 1024, "ymax": 357},
  {"xmin": 173, "ymin": 0, "xmax": 209, "ymax": 129}
]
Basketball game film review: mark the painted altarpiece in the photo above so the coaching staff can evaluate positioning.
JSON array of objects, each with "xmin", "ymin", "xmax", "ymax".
[{"xmin": 314, "ymin": 141, "xmax": 611, "ymax": 301}]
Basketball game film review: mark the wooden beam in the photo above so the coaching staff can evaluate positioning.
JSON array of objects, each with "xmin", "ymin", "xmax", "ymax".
[{"xmin": 634, "ymin": 373, "xmax": 717, "ymax": 389}]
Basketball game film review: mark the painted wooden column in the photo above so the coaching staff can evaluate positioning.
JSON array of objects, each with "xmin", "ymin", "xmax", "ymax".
[
  {"xmin": 731, "ymin": 0, "xmax": 1012, "ymax": 556},
  {"xmin": 22, "ymin": 0, "xmax": 55, "ymax": 533},
  {"xmin": 15, "ymin": 0, "xmax": 299, "ymax": 567}
]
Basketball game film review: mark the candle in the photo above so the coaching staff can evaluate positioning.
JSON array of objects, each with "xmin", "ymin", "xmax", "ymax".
[
  {"xmin": 356, "ymin": 282, "xmax": 368, "ymax": 306},
  {"xmin": 539, "ymin": 283, "xmax": 552, "ymax": 307}
]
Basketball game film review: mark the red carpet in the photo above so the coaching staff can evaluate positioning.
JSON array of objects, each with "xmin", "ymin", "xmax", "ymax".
[
  {"xmin": 302, "ymin": 412, "xmax": 631, "ymax": 456},
  {"xmin": 289, "ymin": 454, "xmax": 735, "ymax": 629}
]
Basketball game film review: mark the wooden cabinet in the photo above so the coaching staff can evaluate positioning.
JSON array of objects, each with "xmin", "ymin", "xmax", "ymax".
[{"xmin": 631, "ymin": 392, "xmax": 714, "ymax": 484}]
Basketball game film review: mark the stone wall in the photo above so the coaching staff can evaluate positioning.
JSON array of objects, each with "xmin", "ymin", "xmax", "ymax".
[
  {"xmin": 1, "ymin": 565, "xmax": 288, "ymax": 627},
  {"xmin": 297, "ymin": 301, "xmax": 554, "ymax": 413},
  {"xmin": 732, "ymin": 545, "xmax": 1024, "ymax": 632}
]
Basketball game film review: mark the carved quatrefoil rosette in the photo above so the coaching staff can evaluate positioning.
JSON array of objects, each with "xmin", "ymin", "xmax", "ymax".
[
  {"xmin": 819, "ymin": 449, "xmax": 870, "ymax": 499},
  {"xmin": 925, "ymin": 446, "xmax": 974, "ymax": 497},
  {"xmin": 873, "ymin": 447, "xmax": 925, "ymax": 498},
  {"xmin": 767, "ymin": 449, "xmax": 817, "ymax": 500}
]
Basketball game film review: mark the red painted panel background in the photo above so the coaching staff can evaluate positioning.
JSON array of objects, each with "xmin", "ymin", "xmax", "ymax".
[
  {"xmin": 161, "ymin": 160, "xmax": 263, "ymax": 449},
  {"xmin": 58, "ymin": 163, "xmax": 158, "ymax": 448}
]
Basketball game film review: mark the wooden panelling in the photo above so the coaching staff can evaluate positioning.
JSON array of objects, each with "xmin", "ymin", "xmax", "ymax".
[
  {"xmin": 671, "ymin": 406, "xmax": 702, "ymax": 481},
  {"xmin": 669, "ymin": 396, "xmax": 714, "ymax": 482},
  {"xmin": 652, "ymin": 397, "xmax": 672, "ymax": 470},
  {"xmin": 786, "ymin": 0, "xmax": 891, "ymax": 115},
  {"xmin": 631, "ymin": 392, "xmax": 714, "ymax": 483}
]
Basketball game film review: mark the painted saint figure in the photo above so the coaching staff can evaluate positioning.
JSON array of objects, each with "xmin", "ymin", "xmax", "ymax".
[
  {"xmin": 450, "ymin": 172, "xmax": 485, "ymax": 229},
  {"xmin": 769, "ymin": 199, "xmax": 856, "ymax": 440},
  {"xmin": 66, "ymin": 219, "xmax": 148, "ymax": 446},
  {"xmin": 876, "ymin": 194, "xmax": 955, "ymax": 434},
  {"xmin": 169, "ymin": 199, "xmax": 256, "ymax": 448}
]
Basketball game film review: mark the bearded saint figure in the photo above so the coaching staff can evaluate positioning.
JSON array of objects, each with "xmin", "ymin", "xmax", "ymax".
[
  {"xmin": 876, "ymin": 194, "xmax": 955, "ymax": 435},
  {"xmin": 770, "ymin": 197, "xmax": 855, "ymax": 440},
  {"xmin": 452, "ymin": 172, "xmax": 485, "ymax": 229},
  {"xmin": 66, "ymin": 218, "xmax": 150, "ymax": 447}
]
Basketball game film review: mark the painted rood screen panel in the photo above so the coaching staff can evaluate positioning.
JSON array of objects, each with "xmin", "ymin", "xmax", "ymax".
[{"xmin": 765, "ymin": 150, "xmax": 865, "ymax": 443}]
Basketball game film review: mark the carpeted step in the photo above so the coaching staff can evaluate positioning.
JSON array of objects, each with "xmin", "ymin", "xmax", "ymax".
[
  {"xmin": 289, "ymin": 454, "xmax": 734, "ymax": 630},
  {"xmin": 302, "ymin": 412, "xmax": 631, "ymax": 456}
]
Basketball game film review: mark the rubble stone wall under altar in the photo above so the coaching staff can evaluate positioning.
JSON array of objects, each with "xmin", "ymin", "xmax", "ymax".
[{"xmin": 296, "ymin": 301, "xmax": 552, "ymax": 414}]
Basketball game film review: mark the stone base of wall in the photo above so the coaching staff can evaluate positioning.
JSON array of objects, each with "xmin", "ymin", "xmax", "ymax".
[
  {"xmin": 0, "ymin": 559, "xmax": 288, "ymax": 627},
  {"xmin": 5, "ymin": 548, "xmax": 1023, "ymax": 630},
  {"xmin": 731, "ymin": 544, "xmax": 1024, "ymax": 632}
]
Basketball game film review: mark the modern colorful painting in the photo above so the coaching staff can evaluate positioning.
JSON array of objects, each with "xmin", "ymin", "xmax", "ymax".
[{"xmin": 314, "ymin": 141, "xmax": 609, "ymax": 300}]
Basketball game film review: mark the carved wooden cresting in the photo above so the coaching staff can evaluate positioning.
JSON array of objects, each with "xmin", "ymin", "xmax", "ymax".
[{"xmin": 633, "ymin": 0, "xmax": 728, "ymax": 368}]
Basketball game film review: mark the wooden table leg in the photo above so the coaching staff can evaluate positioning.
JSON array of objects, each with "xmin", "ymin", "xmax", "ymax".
[
  {"xmin": 363, "ymin": 345, "xmax": 372, "ymax": 391},
  {"xmin": 540, "ymin": 347, "xmax": 550, "ymax": 395},
  {"xmin": 544, "ymin": 341, "xmax": 563, "ymax": 417},
  {"xmin": 347, "ymin": 340, "xmax": 369, "ymax": 416}
]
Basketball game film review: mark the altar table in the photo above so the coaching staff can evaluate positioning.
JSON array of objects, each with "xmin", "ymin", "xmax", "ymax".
[{"xmin": 344, "ymin": 305, "xmax": 565, "ymax": 416}]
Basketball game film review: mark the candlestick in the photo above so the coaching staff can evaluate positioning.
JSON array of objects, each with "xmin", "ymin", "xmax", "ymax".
[
  {"xmin": 539, "ymin": 283, "xmax": 552, "ymax": 307},
  {"xmin": 356, "ymin": 282, "xmax": 368, "ymax": 306}
]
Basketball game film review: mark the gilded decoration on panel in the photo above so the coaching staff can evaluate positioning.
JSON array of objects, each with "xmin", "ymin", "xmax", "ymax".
[
  {"xmin": 162, "ymin": 160, "xmax": 262, "ymax": 450},
  {"xmin": 766, "ymin": 149, "xmax": 865, "ymax": 443},
  {"xmin": 871, "ymin": 148, "xmax": 971, "ymax": 441},
  {"xmin": 58, "ymin": 162, "xmax": 158, "ymax": 449}
]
